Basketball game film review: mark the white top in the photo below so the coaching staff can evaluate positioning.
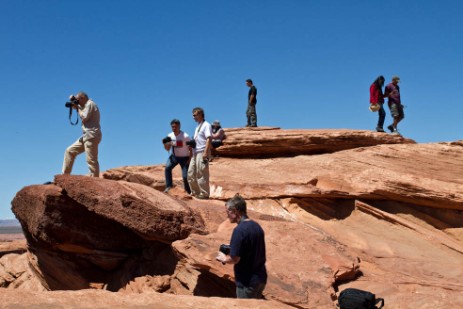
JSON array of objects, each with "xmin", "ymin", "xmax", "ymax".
[
  {"xmin": 167, "ymin": 131, "xmax": 190, "ymax": 157},
  {"xmin": 193, "ymin": 121, "xmax": 212, "ymax": 154}
]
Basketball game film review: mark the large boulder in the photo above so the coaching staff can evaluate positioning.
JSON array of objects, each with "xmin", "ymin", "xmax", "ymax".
[{"xmin": 11, "ymin": 175, "xmax": 206, "ymax": 290}]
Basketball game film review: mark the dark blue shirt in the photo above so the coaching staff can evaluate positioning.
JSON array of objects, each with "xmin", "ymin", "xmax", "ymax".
[
  {"xmin": 248, "ymin": 86, "xmax": 257, "ymax": 104},
  {"xmin": 230, "ymin": 219, "xmax": 267, "ymax": 287}
]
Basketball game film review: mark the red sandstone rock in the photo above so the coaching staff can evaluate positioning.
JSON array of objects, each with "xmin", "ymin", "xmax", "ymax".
[
  {"xmin": 0, "ymin": 239, "xmax": 26, "ymax": 258},
  {"xmin": 0, "ymin": 289, "xmax": 289, "ymax": 308},
  {"xmin": 11, "ymin": 175, "xmax": 206, "ymax": 290},
  {"xmin": 4, "ymin": 129, "xmax": 463, "ymax": 308},
  {"xmin": 212, "ymin": 127, "xmax": 415, "ymax": 158}
]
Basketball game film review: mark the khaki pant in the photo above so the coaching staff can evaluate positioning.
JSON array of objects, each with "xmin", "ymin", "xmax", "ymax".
[
  {"xmin": 62, "ymin": 133, "xmax": 102, "ymax": 177},
  {"xmin": 187, "ymin": 151, "xmax": 210, "ymax": 198}
]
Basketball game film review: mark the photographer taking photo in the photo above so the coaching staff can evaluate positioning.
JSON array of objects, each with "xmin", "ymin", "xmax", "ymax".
[
  {"xmin": 62, "ymin": 92, "xmax": 102, "ymax": 177},
  {"xmin": 163, "ymin": 119, "xmax": 191, "ymax": 194}
]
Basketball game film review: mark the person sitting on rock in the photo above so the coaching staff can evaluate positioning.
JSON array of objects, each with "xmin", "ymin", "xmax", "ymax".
[{"xmin": 211, "ymin": 120, "xmax": 226, "ymax": 149}]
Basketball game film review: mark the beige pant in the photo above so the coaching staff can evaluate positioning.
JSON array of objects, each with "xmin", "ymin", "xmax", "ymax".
[
  {"xmin": 187, "ymin": 151, "xmax": 210, "ymax": 197},
  {"xmin": 62, "ymin": 134, "xmax": 102, "ymax": 177}
]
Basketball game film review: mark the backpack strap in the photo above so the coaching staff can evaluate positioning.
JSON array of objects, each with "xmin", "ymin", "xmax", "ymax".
[{"xmin": 375, "ymin": 298, "xmax": 384, "ymax": 308}]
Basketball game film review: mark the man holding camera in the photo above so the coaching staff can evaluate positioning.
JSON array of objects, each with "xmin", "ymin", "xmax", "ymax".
[
  {"xmin": 163, "ymin": 119, "xmax": 191, "ymax": 194},
  {"xmin": 62, "ymin": 92, "xmax": 102, "ymax": 177},
  {"xmin": 216, "ymin": 194, "xmax": 267, "ymax": 299},
  {"xmin": 187, "ymin": 107, "xmax": 212, "ymax": 199}
]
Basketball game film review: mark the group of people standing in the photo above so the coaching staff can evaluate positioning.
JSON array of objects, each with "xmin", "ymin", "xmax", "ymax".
[
  {"xmin": 370, "ymin": 75, "xmax": 405, "ymax": 134},
  {"xmin": 66, "ymin": 75, "xmax": 420, "ymax": 301},
  {"xmin": 162, "ymin": 108, "xmax": 267, "ymax": 300},
  {"xmin": 162, "ymin": 107, "xmax": 225, "ymax": 199},
  {"xmin": 162, "ymin": 78, "xmax": 258, "ymax": 198}
]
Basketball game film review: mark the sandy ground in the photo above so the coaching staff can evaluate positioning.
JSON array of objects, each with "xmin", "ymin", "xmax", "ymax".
[{"xmin": 0, "ymin": 233, "xmax": 25, "ymax": 242}]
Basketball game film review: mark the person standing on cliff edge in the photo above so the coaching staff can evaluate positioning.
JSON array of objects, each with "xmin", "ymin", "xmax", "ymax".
[
  {"xmin": 62, "ymin": 92, "xmax": 102, "ymax": 177},
  {"xmin": 246, "ymin": 79, "xmax": 258, "ymax": 127},
  {"xmin": 370, "ymin": 75, "xmax": 386, "ymax": 132},
  {"xmin": 187, "ymin": 107, "xmax": 212, "ymax": 199},
  {"xmin": 384, "ymin": 76, "xmax": 404, "ymax": 135}
]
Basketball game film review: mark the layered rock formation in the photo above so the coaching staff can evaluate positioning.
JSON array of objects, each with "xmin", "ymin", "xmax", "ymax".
[{"xmin": 3, "ymin": 128, "xmax": 463, "ymax": 308}]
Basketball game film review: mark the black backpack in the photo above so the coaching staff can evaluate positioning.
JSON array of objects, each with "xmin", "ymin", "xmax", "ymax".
[{"xmin": 338, "ymin": 288, "xmax": 384, "ymax": 309}]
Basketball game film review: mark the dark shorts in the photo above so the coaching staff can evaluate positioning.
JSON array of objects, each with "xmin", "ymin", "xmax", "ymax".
[{"xmin": 389, "ymin": 103, "xmax": 405, "ymax": 120}]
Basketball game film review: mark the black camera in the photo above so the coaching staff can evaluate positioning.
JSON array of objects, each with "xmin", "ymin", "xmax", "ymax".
[
  {"xmin": 219, "ymin": 244, "xmax": 231, "ymax": 255},
  {"xmin": 162, "ymin": 136, "xmax": 172, "ymax": 144},
  {"xmin": 65, "ymin": 96, "xmax": 79, "ymax": 125},
  {"xmin": 186, "ymin": 140, "xmax": 197, "ymax": 148},
  {"xmin": 65, "ymin": 96, "xmax": 79, "ymax": 108}
]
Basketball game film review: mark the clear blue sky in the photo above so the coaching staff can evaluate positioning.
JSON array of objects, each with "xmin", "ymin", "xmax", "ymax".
[{"xmin": 1, "ymin": 0, "xmax": 462, "ymax": 219}]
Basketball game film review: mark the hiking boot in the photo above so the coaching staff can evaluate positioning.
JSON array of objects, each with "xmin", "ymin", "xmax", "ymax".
[
  {"xmin": 164, "ymin": 187, "xmax": 172, "ymax": 193},
  {"xmin": 195, "ymin": 194, "xmax": 209, "ymax": 200},
  {"xmin": 387, "ymin": 125, "xmax": 394, "ymax": 133},
  {"xmin": 392, "ymin": 130, "xmax": 401, "ymax": 136},
  {"xmin": 376, "ymin": 127, "xmax": 385, "ymax": 133}
]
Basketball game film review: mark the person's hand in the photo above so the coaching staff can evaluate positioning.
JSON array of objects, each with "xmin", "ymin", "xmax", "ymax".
[{"xmin": 216, "ymin": 252, "xmax": 227, "ymax": 264}]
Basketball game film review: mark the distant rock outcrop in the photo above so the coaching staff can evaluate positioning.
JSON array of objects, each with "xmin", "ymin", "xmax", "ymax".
[{"xmin": 4, "ymin": 128, "xmax": 463, "ymax": 308}]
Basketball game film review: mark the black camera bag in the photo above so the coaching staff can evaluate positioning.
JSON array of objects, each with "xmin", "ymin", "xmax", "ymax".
[{"xmin": 338, "ymin": 288, "xmax": 384, "ymax": 309}]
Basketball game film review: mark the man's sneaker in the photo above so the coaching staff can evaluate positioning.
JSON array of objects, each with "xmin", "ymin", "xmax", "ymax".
[
  {"xmin": 164, "ymin": 187, "xmax": 172, "ymax": 193},
  {"xmin": 392, "ymin": 130, "xmax": 401, "ymax": 136},
  {"xmin": 387, "ymin": 125, "xmax": 395, "ymax": 133},
  {"xmin": 376, "ymin": 127, "xmax": 385, "ymax": 133},
  {"xmin": 195, "ymin": 194, "xmax": 209, "ymax": 200}
]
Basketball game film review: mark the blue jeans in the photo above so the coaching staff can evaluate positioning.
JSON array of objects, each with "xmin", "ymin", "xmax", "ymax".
[
  {"xmin": 377, "ymin": 103, "xmax": 386, "ymax": 129},
  {"xmin": 165, "ymin": 155, "xmax": 191, "ymax": 193},
  {"xmin": 236, "ymin": 282, "xmax": 266, "ymax": 299}
]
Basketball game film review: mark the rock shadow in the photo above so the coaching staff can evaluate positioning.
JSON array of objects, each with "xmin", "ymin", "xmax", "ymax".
[
  {"xmin": 193, "ymin": 270, "xmax": 236, "ymax": 298},
  {"xmin": 371, "ymin": 200, "xmax": 463, "ymax": 230},
  {"xmin": 291, "ymin": 198, "xmax": 356, "ymax": 220}
]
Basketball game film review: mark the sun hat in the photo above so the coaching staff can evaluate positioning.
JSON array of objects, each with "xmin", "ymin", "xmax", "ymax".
[{"xmin": 369, "ymin": 103, "xmax": 381, "ymax": 112}]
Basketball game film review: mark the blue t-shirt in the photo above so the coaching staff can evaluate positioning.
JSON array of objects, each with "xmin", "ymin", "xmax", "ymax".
[{"xmin": 230, "ymin": 219, "xmax": 267, "ymax": 287}]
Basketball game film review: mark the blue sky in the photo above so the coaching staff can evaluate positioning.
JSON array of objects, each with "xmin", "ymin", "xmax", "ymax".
[{"xmin": 1, "ymin": 0, "xmax": 462, "ymax": 219}]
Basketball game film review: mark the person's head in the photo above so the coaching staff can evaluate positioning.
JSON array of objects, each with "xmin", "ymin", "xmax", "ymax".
[
  {"xmin": 246, "ymin": 79, "xmax": 253, "ymax": 87},
  {"xmin": 225, "ymin": 194, "xmax": 247, "ymax": 223},
  {"xmin": 212, "ymin": 120, "xmax": 221, "ymax": 128},
  {"xmin": 392, "ymin": 75, "xmax": 400, "ymax": 85},
  {"xmin": 75, "ymin": 91, "xmax": 89, "ymax": 106},
  {"xmin": 192, "ymin": 107, "xmax": 205, "ymax": 123},
  {"xmin": 374, "ymin": 75, "xmax": 385, "ymax": 87},
  {"xmin": 170, "ymin": 119, "xmax": 181, "ymax": 134}
]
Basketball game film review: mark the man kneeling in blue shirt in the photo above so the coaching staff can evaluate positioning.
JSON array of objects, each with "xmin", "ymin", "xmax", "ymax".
[{"xmin": 216, "ymin": 194, "xmax": 267, "ymax": 299}]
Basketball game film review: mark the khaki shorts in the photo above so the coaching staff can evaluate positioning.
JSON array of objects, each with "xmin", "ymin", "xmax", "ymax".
[{"xmin": 389, "ymin": 103, "xmax": 404, "ymax": 120}]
